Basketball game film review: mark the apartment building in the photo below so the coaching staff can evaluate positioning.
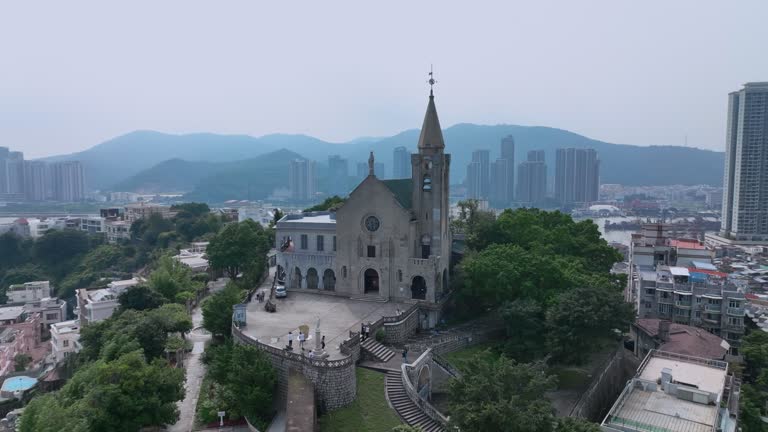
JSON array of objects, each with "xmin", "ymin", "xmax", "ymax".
[
  {"xmin": 50, "ymin": 320, "xmax": 80, "ymax": 363},
  {"xmin": 7, "ymin": 281, "xmax": 52, "ymax": 304}
]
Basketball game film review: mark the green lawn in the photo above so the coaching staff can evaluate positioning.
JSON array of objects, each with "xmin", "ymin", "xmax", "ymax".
[
  {"xmin": 318, "ymin": 368, "xmax": 402, "ymax": 432},
  {"xmin": 442, "ymin": 341, "xmax": 501, "ymax": 370}
]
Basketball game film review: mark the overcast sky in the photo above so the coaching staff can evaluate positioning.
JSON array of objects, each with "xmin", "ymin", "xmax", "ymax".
[{"xmin": 1, "ymin": 1, "xmax": 767, "ymax": 158}]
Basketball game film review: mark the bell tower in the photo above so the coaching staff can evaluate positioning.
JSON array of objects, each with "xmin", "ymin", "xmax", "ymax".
[{"xmin": 411, "ymin": 71, "xmax": 451, "ymax": 261}]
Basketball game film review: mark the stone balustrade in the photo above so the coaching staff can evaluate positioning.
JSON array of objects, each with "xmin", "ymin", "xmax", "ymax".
[{"xmin": 401, "ymin": 349, "xmax": 450, "ymax": 428}]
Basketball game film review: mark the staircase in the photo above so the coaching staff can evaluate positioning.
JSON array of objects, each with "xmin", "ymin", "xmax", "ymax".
[
  {"xmin": 361, "ymin": 338, "xmax": 396, "ymax": 362},
  {"xmin": 385, "ymin": 371, "xmax": 443, "ymax": 432}
]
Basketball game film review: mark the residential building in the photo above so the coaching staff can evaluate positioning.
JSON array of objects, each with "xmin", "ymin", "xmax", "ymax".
[
  {"xmin": 393, "ymin": 146, "xmax": 411, "ymax": 179},
  {"xmin": 0, "ymin": 147, "xmax": 8, "ymax": 195},
  {"xmin": 468, "ymin": 150, "xmax": 490, "ymax": 199},
  {"xmin": 717, "ymin": 82, "xmax": 768, "ymax": 244},
  {"xmin": 489, "ymin": 158, "xmax": 509, "ymax": 207},
  {"xmin": 374, "ymin": 162, "xmax": 385, "ymax": 179},
  {"xmin": 7, "ymin": 281, "xmax": 52, "ymax": 304},
  {"xmin": 0, "ymin": 313, "xmax": 42, "ymax": 375},
  {"xmin": 554, "ymin": 148, "xmax": 599, "ymax": 206},
  {"xmin": 80, "ymin": 216, "xmax": 105, "ymax": 234},
  {"xmin": 631, "ymin": 319, "xmax": 728, "ymax": 361},
  {"xmin": 76, "ymin": 278, "xmax": 141, "ymax": 325},
  {"xmin": 105, "ymin": 219, "xmax": 131, "ymax": 243},
  {"xmin": 288, "ymin": 159, "xmax": 316, "ymax": 201},
  {"xmin": 50, "ymin": 320, "xmax": 80, "ymax": 363},
  {"xmin": 124, "ymin": 202, "xmax": 173, "ymax": 223},
  {"xmin": 601, "ymin": 350, "xmax": 737, "ymax": 432},
  {"xmin": 109, "ymin": 191, "xmax": 140, "ymax": 202},
  {"xmin": 500, "ymin": 135, "xmax": 515, "ymax": 203},
  {"xmin": 356, "ymin": 162, "xmax": 368, "ymax": 181},
  {"xmin": 516, "ymin": 150, "xmax": 547, "ymax": 205},
  {"xmin": 173, "ymin": 248, "xmax": 209, "ymax": 273},
  {"xmin": 275, "ymin": 87, "xmax": 452, "ymax": 325},
  {"xmin": 5, "ymin": 152, "xmax": 25, "ymax": 196},
  {"xmin": 23, "ymin": 297, "xmax": 67, "ymax": 327},
  {"xmin": 465, "ymin": 161, "xmax": 482, "ymax": 199},
  {"xmin": 23, "ymin": 161, "xmax": 49, "ymax": 201},
  {"xmin": 50, "ymin": 161, "xmax": 85, "ymax": 201},
  {"xmin": 0, "ymin": 307, "xmax": 26, "ymax": 326},
  {"xmin": 327, "ymin": 155, "xmax": 349, "ymax": 196}
]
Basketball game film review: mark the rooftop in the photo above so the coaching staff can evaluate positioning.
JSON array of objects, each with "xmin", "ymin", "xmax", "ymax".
[
  {"xmin": 277, "ymin": 212, "xmax": 336, "ymax": 229},
  {"xmin": 51, "ymin": 320, "xmax": 80, "ymax": 334},
  {"xmin": 670, "ymin": 239, "xmax": 706, "ymax": 250},
  {"xmin": 0, "ymin": 307, "xmax": 25, "ymax": 322},
  {"xmin": 381, "ymin": 179, "xmax": 413, "ymax": 210},
  {"xmin": 635, "ymin": 319, "xmax": 728, "ymax": 359},
  {"xmin": 602, "ymin": 350, "xmax": 728, "ymax": 432}
]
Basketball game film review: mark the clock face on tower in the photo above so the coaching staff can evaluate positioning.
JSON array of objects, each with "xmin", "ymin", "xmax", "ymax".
[{"xmin": 364, "ymin": 215, "xmax": 380, "ymax": 232}]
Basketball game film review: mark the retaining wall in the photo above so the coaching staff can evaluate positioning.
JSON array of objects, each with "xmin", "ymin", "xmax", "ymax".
[{"xmin": 569, "ymin": 346, "xmax": 640, "ymax": 421}]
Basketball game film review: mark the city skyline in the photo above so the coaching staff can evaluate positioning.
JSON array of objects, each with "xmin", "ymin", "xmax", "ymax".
[{"xmin": 2, "ymin": 1, "xmax": 768, "ymax": 158}]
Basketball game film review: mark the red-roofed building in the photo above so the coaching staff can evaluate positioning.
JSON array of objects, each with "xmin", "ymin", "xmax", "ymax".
[{"xmin": 631, "ymin": 319, "xmax": 728, "ymax": 361}]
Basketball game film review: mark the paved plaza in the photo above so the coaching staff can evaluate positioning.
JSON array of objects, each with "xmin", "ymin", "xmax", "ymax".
[{"xmin": 243, "ymin": 291, "xmax": 407, "ymax": 359}]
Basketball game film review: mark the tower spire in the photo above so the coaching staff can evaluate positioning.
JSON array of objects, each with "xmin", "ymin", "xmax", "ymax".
[{"xmin": 417, "ymin": 66, "xmax": 445, "ymax": 150}]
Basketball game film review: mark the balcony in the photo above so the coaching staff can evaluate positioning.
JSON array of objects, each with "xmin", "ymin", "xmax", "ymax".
[
  {"xmin": 724, "ymin": 323, "xmax": 744, "ymax": 333},
  {"xmin": 704, "ymin": 304, "xmax": 722, "ymax": 313},
  {"xmin": 675, "ymin": 301, "xmax": 692, "ymax": 309},
  {"xmin": 702, "ymin": 317, "xmax": 721, "ymax": 326},
  {"xmin": 727, "ymin": 307, "xmax": 745, "ymax": 316},
  {"xmin": 657, "ymin": 297, "xmax": 673, "ymax": 305}
]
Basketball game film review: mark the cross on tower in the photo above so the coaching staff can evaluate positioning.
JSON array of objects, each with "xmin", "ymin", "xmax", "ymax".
[{"xmin": 428, "ymin": 65, "xmax": 436, "ymax": 95}]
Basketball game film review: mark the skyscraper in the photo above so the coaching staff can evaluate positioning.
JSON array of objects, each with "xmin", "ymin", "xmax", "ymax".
[
  {"xmin": 6, "ymin": 152, "xmax": 25, "ymax": 195},
  {"xmin": 465, "ymin": 162, "xmax": 482, "ymax": 199},
  {"xmin": 51, "ymin": 161, "xmax": 85, "ymax": 201},
  {"xmin": 517, "ymin": 150, "xmax": 547, "ymax": 205},
  {"xmin": 24, "ymin": 161, "xmax": 49, "ymax": 201},
  {"xmin": 467, "ymin": 149, "xmax": 490, "ymax": 199},
  {"xmin": 554, "ymin": 148, "xmax": 599, "ymax": 206},
  {"xmin": 720, "ymin": 82, "xmax": 768, "ymax": 242},
  {"xmin": 356, "ymin": 162, "xmax": 368, "ymax": 180},
  {"xmin": 393, "ymin": 146, "xmax": 411, "ymax": 179},
  {"xmin": 327, "ymin": 155, "xmax": 349, "ymax": 196},
  {"xmin": 374, "ymin": 162, "xmax": 385, "ymax": 179},
  {"xmin": 490, "ymin": 158, "xmax": 509, "ymax": 206},
  {"xmin": 288, "ymin": 159, "xmax": 316, "ymax": 201},
  {"xmin": 500, "ymin": 135, "xmax": 515, "ymax": 202}
]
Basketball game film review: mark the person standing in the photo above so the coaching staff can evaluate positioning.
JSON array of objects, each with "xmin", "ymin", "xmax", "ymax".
[
  {"xmin": 402, "ymin": 347, "xmax": 408, "ymax": 362},
  {"xmin": 321, "ymin": 335, "xmax": 326, "ymax": 350},
  {"xmin": 360, "ymin": 323, "xmax": 365, "ymax": 340},
  {"xmin": 299, "ymin": 331, "xmax": 305, "ymax": 350},
  {"xmin": 288, "ymin": 331, "xmax": 293, "ymax": 349}
]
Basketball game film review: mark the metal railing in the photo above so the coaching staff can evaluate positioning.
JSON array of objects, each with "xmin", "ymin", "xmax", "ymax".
[
  {"xmin": 401, "ymin": 349, "xmax": 450, "ymax": 428},
  {"xmin": 727, "ymin": 307, "xmax": 745, "ymax": 316},
  {"xmin": 705, "ymin": 304, "xmax": 722, "ymax": 313}
]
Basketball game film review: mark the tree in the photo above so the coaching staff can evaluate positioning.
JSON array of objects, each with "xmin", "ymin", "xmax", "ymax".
[
  {"xmin": 118, "ymin": 285, "xmax": 166, "ymax": 311},
  {"xmin": 271, "ymin": 208, "xmax": 285, "ymax": 226},
  {"xmin": 202, "ymin": 283, "xmax": 243, "ymax": 337},
  {"xmin": 0, "ymin": 232, "xmax": 31, "ymax": 270},
  {"xmin": 448, "ymin": 354, "xmax": 556, "ymax": 432},
  {"xmin": 546, "ymin": 286, "xmax": 634, "ymax": 363},
  {"xmin": 149, "ymin": 254, "xmax": 199, "ymax": 302},
  {"xmin": 14, "ymin": 353, "xmax": 32, "ymax": 371},
  {"xmin": 304, "ymin": 195, "xmax": 346, "ymax": 212},
  {"xmin": 20, "ymin": 350, "xmax": 185, "ymax": 432},
  {"xmin": 555, "ymin": 418, "xmax": 601, "ymax": 432},
  {"xmin": 33, "ymin": 229, "xmax": 90, "ymax": 266},
  {"xmin": 201, "ymin": 342, "xmax": 276, "ymax": 425},
  {"xmin": 740, "ymin": 330, "xmax": 768, "ymax": 430},
  {"xmin": 500, "ymin": 299, "xmax": 546, "ymax": 361},
  {"xmin": 206, "ymin": 221, "xmax": 270, "ymax": 280}
]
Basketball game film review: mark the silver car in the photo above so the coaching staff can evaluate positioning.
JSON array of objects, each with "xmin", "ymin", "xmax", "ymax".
[{"xmin": 275, "ymin": 285, "xmax": 287, "ymax": 298}]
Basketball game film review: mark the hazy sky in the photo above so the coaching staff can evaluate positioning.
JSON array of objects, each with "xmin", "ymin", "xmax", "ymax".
[{"xmin": 1, "ymin": 1, "xmax": 767, "ymax": 158}]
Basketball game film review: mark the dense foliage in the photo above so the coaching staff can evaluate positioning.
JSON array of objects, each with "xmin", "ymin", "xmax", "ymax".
[
  {"xmin": 452, "ymin": 204, "xmax": 630, "ymax": 363},
  {"xmin": 448, "ymin": 353, "xmax": 602, "ymax": 432},
  {"xmin": 202, "ymin": 283, "xmax": 244, "ymax": 337},
  {"xmin": 199, "ymin": 342, "xmax": 277, "ymax": 427},
  {"xmin": 206, "ymin": 220, "xmax": 270, "ymax": 281},
  {"xmin": 20, "ymin": 350, "xmax": 185, "ymax": 432},
  {"xmin": 304, "ymin": 195, "xmax": 347, "ymax": 212},
  {"xmin": 739, "ymin": 330, "xmax": 768, "ymax": 431}
]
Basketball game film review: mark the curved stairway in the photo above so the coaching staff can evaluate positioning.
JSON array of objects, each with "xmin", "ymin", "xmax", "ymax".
[
  {"xmin": 385, "ymin": 370, "xmax": 444, "ymax": 432},
  {"xmin": 361, "ymin": 338, "xmax": 396, "ymax": 362}
]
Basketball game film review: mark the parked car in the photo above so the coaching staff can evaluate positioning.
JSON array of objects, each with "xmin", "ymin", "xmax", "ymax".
[{"xmin": 275, "ymin": 285, "xmax": 287, "ymax": 298}]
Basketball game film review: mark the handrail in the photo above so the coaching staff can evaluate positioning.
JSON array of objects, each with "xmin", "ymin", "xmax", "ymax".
[
  {"xmin": 232, "ymin": 323, "xmax": 356, "ymax": 368},
  {"xmin": 401, "ymin": 349, "xmax": 450, "ymax": 428},
  {"xmin": 432, "ymin": 352, "xmax": 460, "ymax": 378}
]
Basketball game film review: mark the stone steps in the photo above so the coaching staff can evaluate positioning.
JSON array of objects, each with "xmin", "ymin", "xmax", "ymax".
[
  {"xmin": 385, "ymin": 371, "xmax": 444, "ymax": 432},
  {"xmin": 361, "ymin": 338, "xmax": 396, "ymax": 363}
]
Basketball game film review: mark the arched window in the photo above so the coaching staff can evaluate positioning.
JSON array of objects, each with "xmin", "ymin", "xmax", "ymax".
[
  {"xmin": 397, "ymin": 269, "xmax": 403, "ymax": 282},
  {"xmin": 323, "ymin": 269, "xmax": 336, "ymax": 291},
  {"xmin": 423, "ymin": 174, "xmax": 432, "ymax": 191},
  {"xmin": 342, "ymin": 266, "xmax": 347, "ymax": 278}
]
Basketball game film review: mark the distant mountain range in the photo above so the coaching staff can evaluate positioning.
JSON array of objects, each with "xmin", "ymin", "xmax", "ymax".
[{"xmin": 43, "ymin": 124, "xmax": 725, "ymax": 202}]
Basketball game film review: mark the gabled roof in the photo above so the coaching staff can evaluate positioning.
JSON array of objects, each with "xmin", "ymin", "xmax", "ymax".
[{"xmin": 381, "ymin": 179, "xmax": 413, "ymax": 210}]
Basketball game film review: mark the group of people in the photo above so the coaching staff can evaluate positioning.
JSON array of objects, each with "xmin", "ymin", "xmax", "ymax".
[
  {"xmin": 285, "ymin": 331, "xmax": 326, "ymax": 354},
  {"xmin": 255, "ymin": 290, "xmax": 266, "ymax": 303},
  {"xmin": 360, "ymin": 322, "xmax": 372, "ymax": 341}
]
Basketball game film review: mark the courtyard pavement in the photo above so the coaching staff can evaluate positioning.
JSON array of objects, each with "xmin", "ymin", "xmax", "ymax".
[{"xmin": 243, "ymin": 291, "xmax": 408, "ymax": 360}]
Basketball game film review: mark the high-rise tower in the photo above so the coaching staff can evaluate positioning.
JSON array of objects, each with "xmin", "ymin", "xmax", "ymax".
[
  {"xmin": 393, "ymin": 146, "xmax": 411, "ymax": 179},
  {"xmin": 720, "ymin": 82, "xmax": 768, "ymax": 242}
]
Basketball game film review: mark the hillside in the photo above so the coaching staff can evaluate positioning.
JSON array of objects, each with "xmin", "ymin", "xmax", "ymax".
[
  {"xmin": 45, "ymin": 125, "xmax": 725, "ymax": 191},
  {"xmin": 112, "ymin": 159, "xmax": 222, "ymax": 193}
]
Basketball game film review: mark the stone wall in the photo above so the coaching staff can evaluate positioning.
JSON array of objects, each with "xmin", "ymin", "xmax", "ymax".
[
  {"xmin": 569, "ymin": 346, "xmax": 640, "ymax": 421},
  {"xmin": 233, "ymin": 324, "xmax": 358, "ymax": 412},
  {"xmin": 383, "ymin": 306, "xmax": 420, "ymax": 345}
]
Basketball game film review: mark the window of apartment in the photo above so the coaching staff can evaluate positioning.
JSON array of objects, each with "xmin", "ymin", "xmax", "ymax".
[
  {"xmin": 658, "ymin": 304, "xmax": 671, "ymax": 314},
  {"xmin": 317, "ymin": 235, "xmax": 324, "ymax": 251},
  {"xmin": 729, "ymin": 300, "xmax": 740, "ymax": 308},
  {"xmin": 300, "ymin": 234, "xmax": 308, "ymax": 250},
  {"xmin": 728, "ymin": 317, "xmax": 742, "ymax": 326},
  {"xmin": 696, "ymin": 297, "xmax": 702, "ymax": 303},
  {"xmin": 333, "ymin": 236, "xmax": 337, "ymax": 252},
  {"xmin": 645, "ymin": 289, "xmax": 655, "ymax": 295},
  {"xmin": 46, "ymin": 313, "xmax": 58, "ymax": 321},
  {"xmin": 644, "ymin": 302, "xmax": 652, "ymax": 309},
  {"xmin": 367, "ymin": 245, "xmax": 376, "ymax": 258},
  {"xmin": 708, "ymin": 298, "xmax": 720, "ymax": 305},
  {"xmin": 695, "ymin": 311, "xmax": 701, "ymax": 318},
  {"xmin": 63, "ymin": 340, "xmax": 69, "ymax": 347}
]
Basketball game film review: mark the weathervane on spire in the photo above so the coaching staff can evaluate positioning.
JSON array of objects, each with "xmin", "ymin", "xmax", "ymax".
[{"xmin": 428, "ymin": 64, "xmax": 436, "ymax": 96}]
